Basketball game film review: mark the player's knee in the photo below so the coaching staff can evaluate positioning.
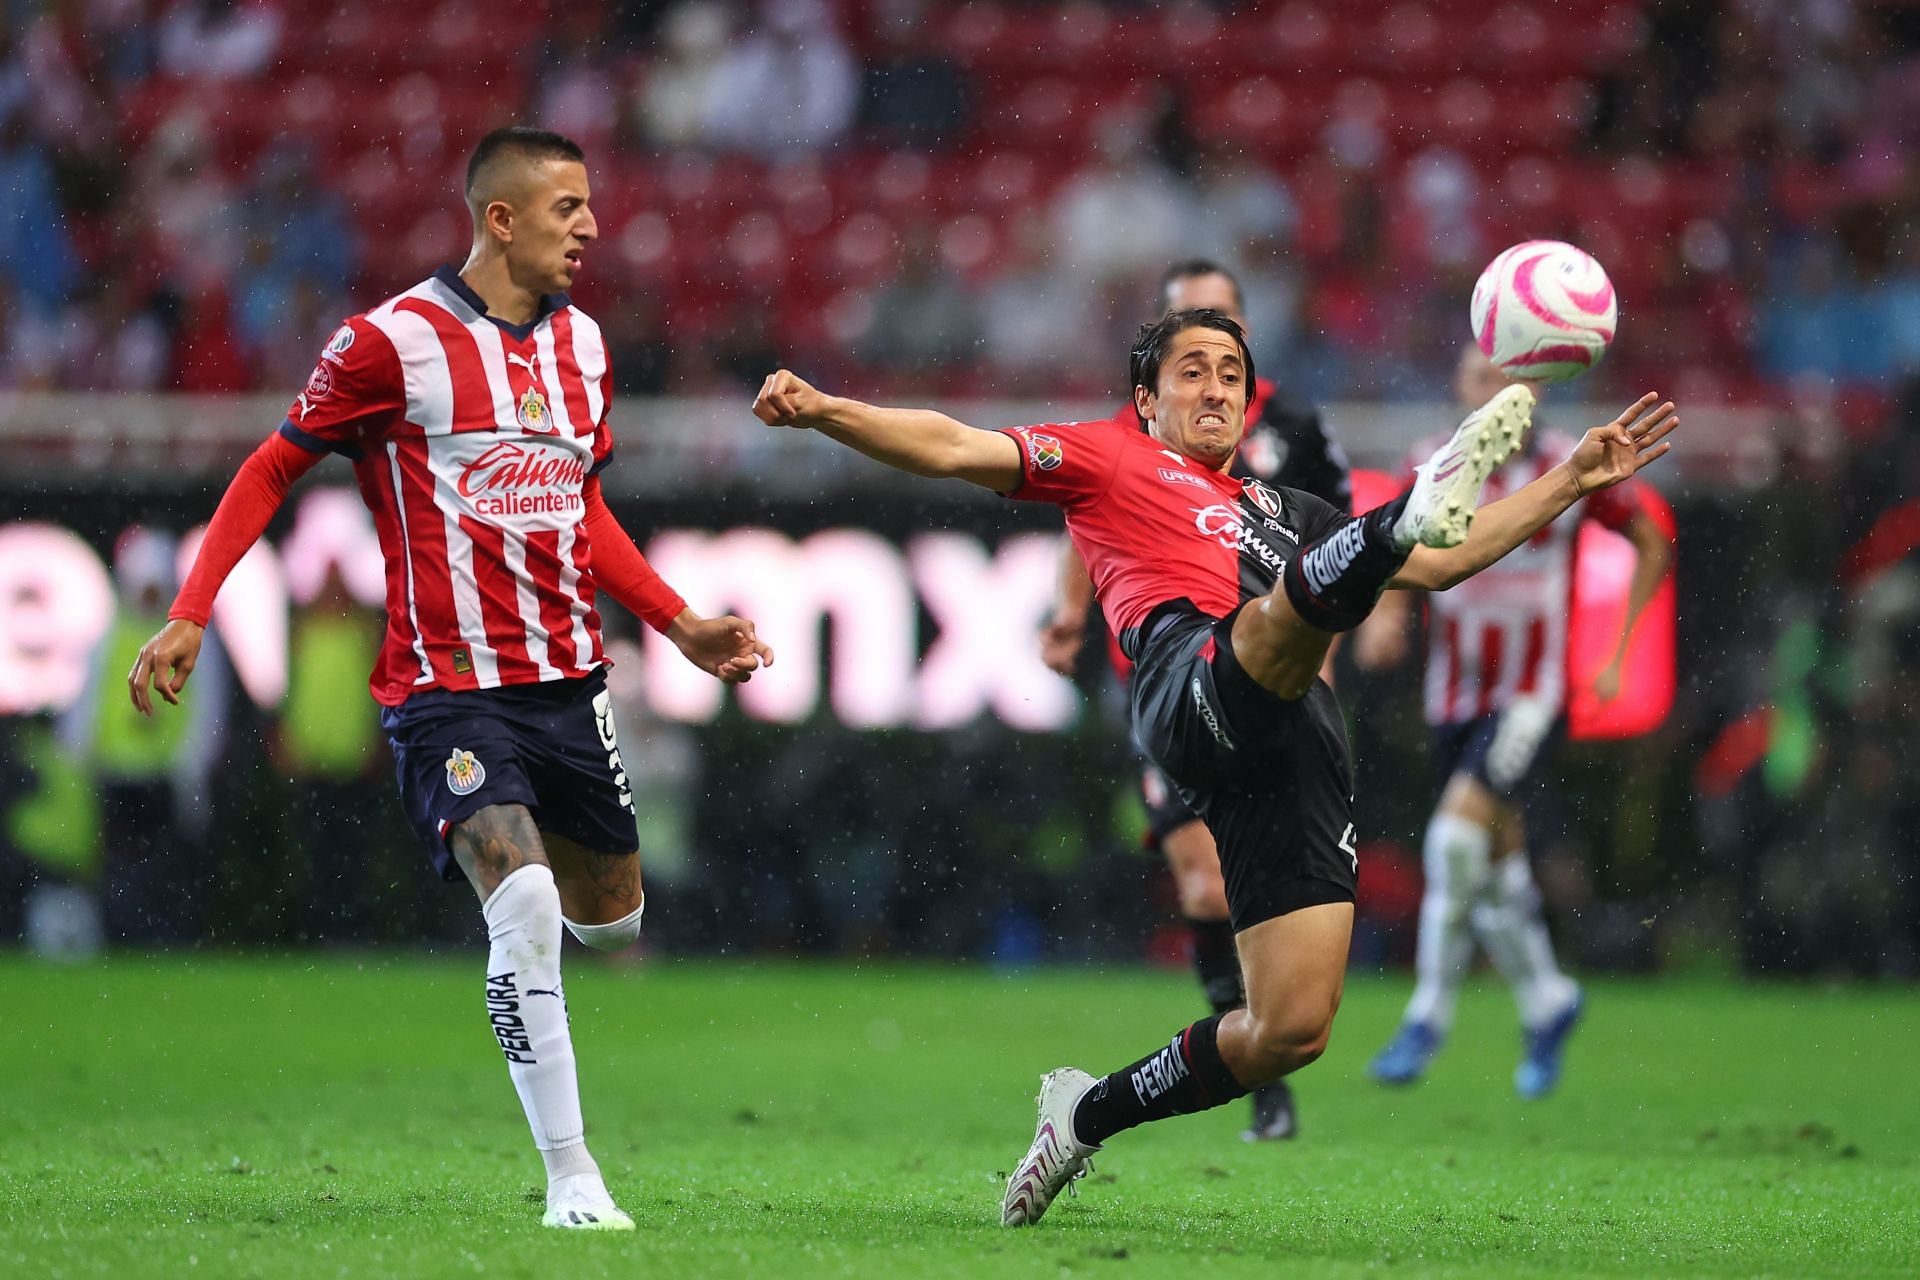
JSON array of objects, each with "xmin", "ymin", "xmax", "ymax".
[
  {"xmin": 564, "ymin": 896, "xmax": 645, "ymax": 952},
  {"xmin": 453, "ymin": 804, "xmax": 546, "ymax": 900},
  {"xmin": 1242, "ymin": 1008, "xmax": 1334, "ymax": 1082},
  {"xmin": 1422, "ymin": 813, "xmax": 1493, "ymax": 913}
]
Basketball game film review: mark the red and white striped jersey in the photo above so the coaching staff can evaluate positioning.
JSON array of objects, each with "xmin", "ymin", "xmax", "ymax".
[
  {"xmin": 1405, "ymin": 430, "xmax": 1639, "ymax": 725},
  {"xmin": 282, "ymin": 268, "xmax": 615, "ymax": 706}
]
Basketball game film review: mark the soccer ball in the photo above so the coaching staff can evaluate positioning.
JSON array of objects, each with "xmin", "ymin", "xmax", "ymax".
[{"xmin": 1469, "ymin": 240, "xmax": 1617, "ymax": 383}]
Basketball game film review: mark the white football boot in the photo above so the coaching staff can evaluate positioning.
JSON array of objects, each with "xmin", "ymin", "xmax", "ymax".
[
  {"xmin": 1001, "ymin": 1067, "xmax": 1101, "ymax": 1227},
  {"xmin": 1397, "ymin": 383, "xmax": 1536, "ymax": 549},
  {"xmin": 542, "ymin": 1173, "xmax": 636, "ymax": 1231}
]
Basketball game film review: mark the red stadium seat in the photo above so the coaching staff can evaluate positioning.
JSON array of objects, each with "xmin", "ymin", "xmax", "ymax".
[
  {"xmin": 1360, "ymin": 3, "xmax": 1446, "ymax": 80},
  {"xmin": 829, "ymin": 212, "xmax": 904, "ymax": 287},
  {"xmin": 952, "ymin": 151, "xmax": 1054, "ymax": 217},
  {"xmin": 1259, "ymin": 2, "xmax": 1345, "ymax": 75},
  {"xmin": 1187, "ymin": 77, "xmax": 1322, "ymax": 161},
  {"xmin": 709, "ymin": 209, "xmax": 790, "ymax": 295},
  {"xmin": 937, "ymin": 213, "xmax": 1004, "ymax": 284}
]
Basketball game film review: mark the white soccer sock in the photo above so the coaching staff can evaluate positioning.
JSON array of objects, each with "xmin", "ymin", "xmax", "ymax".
[
  {"xmin": 1472, "ymin": 854, "xmax": 1579, "ymax": 1029},
  {"xmin": 482, "ymin": 863, "xmax": 602, "ymax": 1190},
  {"xmin": 565, "ymin": 900, "xmax": 645, "ymax": 952},
  {"xmin": 1403, "ymin": 813, "xmax": 1493, "ymax": 1033}
]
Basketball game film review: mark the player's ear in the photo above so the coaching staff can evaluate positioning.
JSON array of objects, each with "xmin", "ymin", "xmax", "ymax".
[
  {"xmin": 1133, "ymin": 384, "xmax": 1155, "ymax": 426},
  {"xmin": 485, "ymin": 199, "xmax": 514, "ymax": 244}
]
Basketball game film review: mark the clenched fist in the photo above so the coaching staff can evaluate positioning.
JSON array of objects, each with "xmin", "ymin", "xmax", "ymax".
[{"xmin": 752, "ymin": 370, "xmax": 833, "ymax": 430}]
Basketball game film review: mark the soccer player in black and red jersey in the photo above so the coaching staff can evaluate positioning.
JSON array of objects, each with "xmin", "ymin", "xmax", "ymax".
[
  {"xmin": 1039, "ymin": 260, "xmax": 1350, "ymax": 1143},
  {"xmin": 753, "ymin": 309, "xmax": 1677, "ymax": 1226}
]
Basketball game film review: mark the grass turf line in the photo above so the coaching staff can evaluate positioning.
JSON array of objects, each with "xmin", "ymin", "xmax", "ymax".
[{"xmin": 3, "ymin": 957, "xmax": 1916, "ymax": 1279}]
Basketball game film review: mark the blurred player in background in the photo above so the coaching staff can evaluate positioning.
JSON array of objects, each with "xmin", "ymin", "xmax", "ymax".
[
  {"xmin": 1356, "ymin": 345, "xmax": 1674, "ymax": 1098},
  {"xmin": 752, "ymin": 311, "xmax": 1677, "ymax": 1226},
  {"xmin": 1039, "ymin": 260, "xmax": 1351, "ymax": 1143},
  {"xmin": 128, "ymin": 126, "xmax": 772, "ymax": 1231}
]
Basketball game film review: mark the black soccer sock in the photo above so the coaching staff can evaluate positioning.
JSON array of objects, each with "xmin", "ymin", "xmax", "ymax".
[
  {"xmin": 1186, "ymin": 917, "xmax": 1245, "ymax": 1015},
  {"xmin": 1282, "ymin": 494, "xmax": 1413, "ymax": 633},
  {"xmin": 1071, "ymin": 1013, "xmax": 1251, "ymax": 1146}
]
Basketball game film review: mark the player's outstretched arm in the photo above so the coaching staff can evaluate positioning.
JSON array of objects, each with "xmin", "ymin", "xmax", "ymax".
[
  {"xmin": 753, "ymin": 369, "xmax": 1023, "ymax": 492},
  {"xmin": 1595, "ymin": 509, "xmax": 1674, "ymax": 700},
  {"xmin": 1393, "ymin": 393, "xmax": 1678, "ymax": 592},
  {"xmin": 128, "ymin": 432, "xmax": 322, "ymax": 715}
]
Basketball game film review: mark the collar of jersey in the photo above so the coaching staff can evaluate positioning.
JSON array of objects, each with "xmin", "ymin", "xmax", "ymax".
[
  {"xmin": 433, "ymin": 266, "xmax": 570, "ymax": 341},
  {"xmin": 1141, "ymin": 435, "xmax": 1243, "ymax": 493}
]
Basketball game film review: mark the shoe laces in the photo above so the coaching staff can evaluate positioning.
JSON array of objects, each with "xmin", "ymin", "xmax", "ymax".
[{"xmin": 1063, "ymin": 1156, "xmax": 1094, "ymax": 1199}]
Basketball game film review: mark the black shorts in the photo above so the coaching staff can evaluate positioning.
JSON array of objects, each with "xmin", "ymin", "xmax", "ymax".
[
  {"xmin": 1431, "ymin": 700, "xmax": 1565, "ymax": 800},
  {"xmin": 381, "ymin": 670, "xmax": 640, "ymax": 881},
  {"xmin": 1128, "ymin": 602, "xmax": 1358, "ymax": 933},
  {"xmin": 1138, "ymin": 762, "xmax": 1202, "ymax": 848}
]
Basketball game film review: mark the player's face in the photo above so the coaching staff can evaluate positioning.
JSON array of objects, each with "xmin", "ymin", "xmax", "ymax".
[
  {"xmin": 1138, "ymin": 327, "xmax": 1248, "ymax": 469},
  {"xmin": 1164, "ymin": 272, "xmax": 1244, "ymax": 328},
  {"xmin": 510, "ymin": 159, "xmax": 598, "ymax": 293}
]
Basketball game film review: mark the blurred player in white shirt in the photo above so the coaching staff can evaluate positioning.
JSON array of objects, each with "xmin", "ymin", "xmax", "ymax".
[{"xmin": 1356, "ymin": 347, "xmax": 1673, "ymax": 1098}]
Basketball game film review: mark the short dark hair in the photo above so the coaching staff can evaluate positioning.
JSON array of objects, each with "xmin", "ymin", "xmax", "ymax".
[
  {"xmin": 1160, "ymin": 259, "xmax": 1243, "ymax": 312},
  {"xmin": 465, "ymin": 126, "xmax": 586, "ymax": 198},
  {"xmin": 1129, "ymin": 308, "xmax": 1257, "ymax": 427}
]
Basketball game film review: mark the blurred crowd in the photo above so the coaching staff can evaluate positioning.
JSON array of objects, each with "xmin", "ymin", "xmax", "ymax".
[{"xmin": 3, "ymin": 0, "xmax": 1919, "ymax": 410}]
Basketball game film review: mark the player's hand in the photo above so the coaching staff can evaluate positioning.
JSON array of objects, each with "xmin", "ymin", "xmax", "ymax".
[
  {"xmin": 128, "ymin": 619, "xmax": 204, "ymax": 717},
  {"xmin": 752, "ymin": 369, "xmax": 832, "ymax": 430},
  {"xmin": 1593, "ymin": 657, "xmax": 1625, "ymax": 703},
  {"xmin": 1039, "ymin": 612, "xmax": 1085, "ymax": 676},
  {"xmin": 1564, "ymin": 394, "xmax": 1678, "ymax": 496},
  {"xmin": 668, "ymin": 611, "xmax": 775, "ymax": 685}
]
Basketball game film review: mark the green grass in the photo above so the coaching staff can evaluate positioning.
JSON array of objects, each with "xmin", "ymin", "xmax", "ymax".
[{"xmin": 3, "ymin": 957, "xmax": 1916, "ymax": 1279}]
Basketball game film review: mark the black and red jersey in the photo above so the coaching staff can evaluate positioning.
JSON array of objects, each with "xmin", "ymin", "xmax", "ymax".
[{"xmin": 1003, "ymin": 418, "xmax": 1347, "ymax": 655}]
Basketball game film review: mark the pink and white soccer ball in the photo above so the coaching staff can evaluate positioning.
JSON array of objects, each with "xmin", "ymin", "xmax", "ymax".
[{"xmin": 1469, "ymin": 240, "xmax": 1617, "ymax": 383}]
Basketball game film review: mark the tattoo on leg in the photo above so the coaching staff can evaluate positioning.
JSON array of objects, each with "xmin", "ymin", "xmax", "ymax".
[
  {"xmin": 450, "ymin": 805, "xmax": 546, "ymax": 900},
  {"xmin": 542, "ymin": 830, "xmax": 641, "ymax": 922},
  {"xmin": 582, "ymin": 849, "xmax": 634, "ymax": 904}
]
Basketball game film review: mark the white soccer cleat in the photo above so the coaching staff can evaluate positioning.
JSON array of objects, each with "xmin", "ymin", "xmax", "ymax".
[
  {"xmin": 542, "ymin": 1173, "xmax": 636, "ymax": 1231},
  {"xmin": 1398, "ymin": 383, "xmax": 1536, "ymax": 549},
  {"xmin": 1001, "ymin": 1067, "xmax": 1100, "ymax": 1227}
]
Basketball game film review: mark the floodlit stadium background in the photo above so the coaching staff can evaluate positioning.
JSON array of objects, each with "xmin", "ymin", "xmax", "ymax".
[{"xmin": 1, "ymin": 0, "xmax": 1916, "ymax": 976}]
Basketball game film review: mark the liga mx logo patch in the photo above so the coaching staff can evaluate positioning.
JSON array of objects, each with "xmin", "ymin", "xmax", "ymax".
[
  {"xmin": 445, "ymin": 749, "xmax": 486, "ymax": 796},
  {"xmin": 1027, "ymin": 433, "xmax": 1064, "ymax": 471}
]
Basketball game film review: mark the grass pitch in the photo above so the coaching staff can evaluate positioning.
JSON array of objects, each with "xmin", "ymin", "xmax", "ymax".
[{"xmin": 4, "ymin": 956, "xmax": 1916, "ymax": 1279}]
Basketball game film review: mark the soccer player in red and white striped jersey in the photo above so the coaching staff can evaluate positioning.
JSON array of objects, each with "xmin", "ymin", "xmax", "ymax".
[
  {"xmin": 1356, "ymin": 346, "xmax": 1673, "ymax": 1099},
  {"xmin": 128, "ymin": 127, "xmax": 773, "ymax": 1230}
]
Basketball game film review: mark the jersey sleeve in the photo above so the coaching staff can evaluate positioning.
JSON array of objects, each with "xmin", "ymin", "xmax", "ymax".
[
  {"xmin": 588, "ymin": 367, "xmax": 616, "ymax": 476},
  {"xmin": 1584, "ymin": 477, "xmax": 1642, "ymax": 531},
  {"xmin": 279, "ymin": 317, "xmax": 404, "ymax": 461},
  {"xmin": 999, "ymin": 421, "xmax": 1124, "ymax": 506}
]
